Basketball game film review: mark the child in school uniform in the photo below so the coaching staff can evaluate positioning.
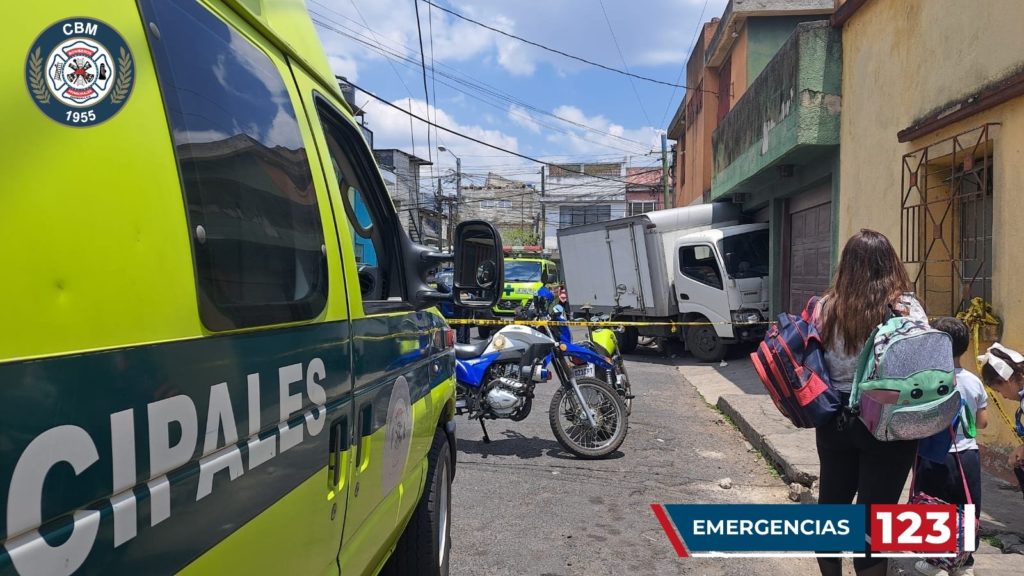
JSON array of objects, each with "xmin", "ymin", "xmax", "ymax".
[
  {"xmin": 914, "ymin": 318, "xmax": 988, "ymax": 576},
  {"xmin": 978, "ymin": 342, "xmax": 1024, "ymax": 481}
]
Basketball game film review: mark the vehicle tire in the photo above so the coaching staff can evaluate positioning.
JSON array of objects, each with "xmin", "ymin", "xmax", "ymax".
[
  {"xmin": 686, "ymin": 323, "xmax": 727, "ymax": 363},
  {"xmin": 549, "ymin": 377, "xmax": 628, "ymax": 459},
  {"xmin": 381, "ymin": 427, "xmax": 452, "ymax": 576},
  {"xmin": 477, "ymin": 326, "xmax": 492, "ymax": 340},
  {"xmin": 617, "ymin": 326, "xmax": 639, "ymax": 354}
]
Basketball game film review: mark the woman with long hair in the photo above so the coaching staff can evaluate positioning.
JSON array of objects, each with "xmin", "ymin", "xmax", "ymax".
[{"xmin": 814, "ymin": 229, "xmax": 927, "ymax": 576}]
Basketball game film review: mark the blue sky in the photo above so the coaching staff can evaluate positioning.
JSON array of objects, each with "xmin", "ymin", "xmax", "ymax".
[{"xmin": 312, "ymin": 0, "xmax": 728, "ymax": 188}]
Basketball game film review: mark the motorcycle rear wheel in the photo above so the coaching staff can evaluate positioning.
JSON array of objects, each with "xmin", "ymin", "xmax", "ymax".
[{"xmin": 548, "ymin": 377, "xmax": 628, "ymax": 459}]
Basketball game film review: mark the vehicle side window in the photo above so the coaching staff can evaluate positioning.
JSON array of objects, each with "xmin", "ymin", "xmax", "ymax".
[
  {"xmin": 549, "ymin": 265, "xmax": 558, "ymax": 283},
  {"xmin": 315, "ymin": 100, "xmax": 406, "ymax": 312},
  {"xmin": 140, "ymin": 0, "xmax": 326, "ymax": 331},
  {"xmin": 679, "ymin": 245, "xmax": 723, "ymax": 290}
]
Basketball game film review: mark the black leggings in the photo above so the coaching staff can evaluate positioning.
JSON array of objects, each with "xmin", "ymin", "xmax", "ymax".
[{"xmin": 815, "ymin": 413, "xmax": 917, "ymax": 575}]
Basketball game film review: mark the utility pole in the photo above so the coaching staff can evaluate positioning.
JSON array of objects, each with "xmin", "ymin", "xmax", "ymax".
[
  {"xmin": 438, "ymin": 146, "xmax": 461, "ymax": 252},
  {"xmin": 455, "ymin": 155, "xmax": 461, "ymax": 233},
  {"xmin": 661, "ymin": 133, "xmax": 672, "ymax": 210},
  {"xmin": 540, "ymin": 166, "xmax": 546, "ymax": 249}
]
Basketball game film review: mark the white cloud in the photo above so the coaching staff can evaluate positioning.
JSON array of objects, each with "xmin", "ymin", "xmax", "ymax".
[
  {"xmin": 313, "ymin": 0, "xmax": 729, "ymax": 80},
  {"xmin": 328, "ymin": 54, "xmax": 359, "ymax": 82},
  {"xmin": 360, "ymin": 94, "xmax": 530, "ymax": 179},
  {"xmin": 546, "ymin": 105, "xmax": 662, "ymax": 157},
  {"xmin": 507, "ymin": 104, "xmax": 541, "ymax": 134}
]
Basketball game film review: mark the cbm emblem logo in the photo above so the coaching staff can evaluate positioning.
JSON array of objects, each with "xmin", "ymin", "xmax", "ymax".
[{"xmin": 26, "ymin": 18, "xmax": 134, "ymax": 127}]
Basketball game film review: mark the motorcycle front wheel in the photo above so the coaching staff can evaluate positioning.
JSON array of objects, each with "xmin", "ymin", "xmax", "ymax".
[{"xmin": 548, "ymin": 377, "xmax": 628, "ymax": 459}]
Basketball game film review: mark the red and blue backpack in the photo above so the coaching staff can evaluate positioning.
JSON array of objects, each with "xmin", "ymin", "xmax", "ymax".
[{"xmin": 751, "ymin": 297, "xmax": 840, "ymax": 428}]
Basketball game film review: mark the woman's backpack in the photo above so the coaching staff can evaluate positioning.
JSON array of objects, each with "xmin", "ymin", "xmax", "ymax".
[
  {"xmin": 751, "ymin": 297, "xmax": 841, "ymax": 428},
  {"xmin": 850, "ymin": 314, "xmax": 960, "ymax": 441}
]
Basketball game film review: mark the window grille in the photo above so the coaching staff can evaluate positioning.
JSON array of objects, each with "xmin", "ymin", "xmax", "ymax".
[{"xmin": 900, "ymin": 124, "xmax": 996, "ymax": 315}]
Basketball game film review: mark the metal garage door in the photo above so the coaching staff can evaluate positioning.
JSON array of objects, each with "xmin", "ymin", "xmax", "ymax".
[{"xmin": 785, "ymin": 188, "xmax": 832, "ymax": 314}]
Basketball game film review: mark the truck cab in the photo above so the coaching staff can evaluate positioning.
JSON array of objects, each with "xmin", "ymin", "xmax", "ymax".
[{"xmin": 674, "ymin": 224, "xmax": 770, "ymax": 360}]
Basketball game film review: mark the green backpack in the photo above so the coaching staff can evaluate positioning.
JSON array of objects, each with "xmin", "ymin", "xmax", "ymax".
[{"xmin": 850, "ymin": 315, "xmax": 960, "ymax": 441}]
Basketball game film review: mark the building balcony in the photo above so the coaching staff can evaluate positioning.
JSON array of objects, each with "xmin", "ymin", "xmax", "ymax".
[{"xmin": 710, "ymin": 21, "xmax": 841, "ymax": 202}]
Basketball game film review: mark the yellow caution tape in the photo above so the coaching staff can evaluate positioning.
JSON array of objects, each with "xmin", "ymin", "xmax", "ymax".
[
  {"xmin": 956, "ymin": 298, "xmax": 1022, "ymax": 444},
  {"xmin": 443, "ymin": 318, "xmax": 772, "ymax": 331}
]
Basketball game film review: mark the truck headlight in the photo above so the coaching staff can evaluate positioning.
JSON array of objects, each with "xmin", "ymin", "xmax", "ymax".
[{"xmin": 732, "ymin": 310, "xmax": 762, "ymax": 324}]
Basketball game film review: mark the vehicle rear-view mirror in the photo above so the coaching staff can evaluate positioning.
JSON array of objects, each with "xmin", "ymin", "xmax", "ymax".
[{"xmin": 454, "ymin": 221, "xmax": 504, "ymax": 308}]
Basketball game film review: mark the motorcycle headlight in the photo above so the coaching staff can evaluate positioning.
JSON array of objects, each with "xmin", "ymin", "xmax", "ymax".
[{"xmin": 732, "ymin": 310, "xmax": 762, "ymax": 324}]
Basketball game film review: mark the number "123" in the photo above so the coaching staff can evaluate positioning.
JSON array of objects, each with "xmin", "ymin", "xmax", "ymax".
[{"xmin": 870, "ymin": 504, "xmax": 975, "ymax": 553}]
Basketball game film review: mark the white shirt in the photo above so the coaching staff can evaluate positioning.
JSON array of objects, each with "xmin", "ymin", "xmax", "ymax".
[{"xmin": 952, "ymin": 368, "xmax": 988, "ymax": 453}]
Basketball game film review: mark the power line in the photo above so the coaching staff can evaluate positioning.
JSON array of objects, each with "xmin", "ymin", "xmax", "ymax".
[
  {"xmin": 598, "ymin": 0, "xmax": 652, "ymax": 127},
  {"xmin": 420, "ymin": 0, "xmax": 717, "ymax": 94},
  {"xmin": 310, "ymin": 12, "xmax": 653, "ymax": 153},
  {"xmin": 660, "ymin": 0, "xmax": 711, "ymax": 128},
  {"xmin": 346, "ymin": 77, "xmax": 663, "ymax": 186},
  {"xmin": 332, "ymin": 0, "xmax": 417, "ymax": 110},
  {"xmin": 412, "ymin": 0, "xmax": 434, "ymax": 168}
]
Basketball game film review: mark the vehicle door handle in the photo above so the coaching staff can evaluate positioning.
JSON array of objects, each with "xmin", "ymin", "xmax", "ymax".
[
  {"xmin": 679, "ymin": 293, "xmax": 689, "ymax": 300},
  {"xmin": 328, "ymin": 416, "xmax": 349, "ymax": 488},
  {"xmin": 356, "ymin": 404, "xmax": 373, "ymax": 471}
]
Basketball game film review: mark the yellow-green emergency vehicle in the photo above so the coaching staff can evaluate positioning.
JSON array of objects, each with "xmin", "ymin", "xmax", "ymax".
[
  {"xmin": 478, "ymin": 252, "xmax": 557, "ymax": 338},
  {"xmin": 2, "ymin": 2, "xmax": 502, "ymax": 575}
]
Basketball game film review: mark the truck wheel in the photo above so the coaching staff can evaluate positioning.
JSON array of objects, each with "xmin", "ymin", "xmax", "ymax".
[
  {"xmin": 686, "ymin": 324, "xmax": 727, "ymax": 362},
  {"xmin": 381, "ymin": 428, "xmax": 452, "ymax": 576},
  {"xmin": 477, "ymin": 326, "xmax": 492, "ymax": 339},
  {"xmin": 617, "ymin": 326, "xmax": 639, "ymax": 354}
]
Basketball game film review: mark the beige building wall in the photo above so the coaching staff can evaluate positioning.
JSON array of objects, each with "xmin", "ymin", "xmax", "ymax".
[{"xmin": 838, "ymin": 0, "xmax": 1024, "ymax": 455}]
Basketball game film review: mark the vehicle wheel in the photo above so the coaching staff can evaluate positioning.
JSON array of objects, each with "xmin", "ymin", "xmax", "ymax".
[
  {"xmin": 477, "ymin": 326, "xmax": 492, "ymax": 340},
  {"xmin": 686, "ymin": 323, "xmax": 727, "ymax": 362},
  {"xmin": 637, "ymin": 336, "xmax": 656, "ymax": 347},
  {"xmin": 617, "ymin": 326, "xmax": 639, "ymax": 354},
  {"xmin": 549, "ymin": 377, "xmax": 628, "ymax": 459},
  {"xmin": 381, "ymin": 428, "xmax": 452, "ymax": 576}
]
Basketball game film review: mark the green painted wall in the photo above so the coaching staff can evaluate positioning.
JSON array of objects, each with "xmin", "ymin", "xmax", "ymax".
[
  {"xmin": 746, "ymin": 16, "xmax": 829, "ymax": 86},
  {"xmin": 711, "ymin": 21, "xmax": 842, "ymax": 200}
]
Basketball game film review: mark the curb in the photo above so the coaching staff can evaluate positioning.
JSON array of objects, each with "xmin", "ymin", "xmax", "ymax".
[{"xmin": 716, "ymin": 393, "xmax": 820, "ymax": 489}]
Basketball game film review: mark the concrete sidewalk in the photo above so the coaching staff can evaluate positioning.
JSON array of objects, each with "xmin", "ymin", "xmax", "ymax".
[{"xmin": 675, "ymin": 358, "xmax": 1024, "ymax": 575}]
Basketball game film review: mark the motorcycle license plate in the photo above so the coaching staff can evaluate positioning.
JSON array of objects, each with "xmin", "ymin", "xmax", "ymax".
[{"xmin": 572, "ymin": 364, "xmax": 595, "ymax": 379}]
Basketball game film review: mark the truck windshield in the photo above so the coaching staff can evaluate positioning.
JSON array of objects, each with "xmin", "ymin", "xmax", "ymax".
[
  {"xmin": 504, "ymin": 261, "xmax": 543, "ymax": 282},
  {"xmin": 718, "ymin": 230, "xmax": 770, "ymax": 279}
]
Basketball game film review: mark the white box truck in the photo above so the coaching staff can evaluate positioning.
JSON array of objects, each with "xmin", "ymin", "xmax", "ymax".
[{"xmin": 557, "ymin": 203, "xmax": 769, "ymax": 362}]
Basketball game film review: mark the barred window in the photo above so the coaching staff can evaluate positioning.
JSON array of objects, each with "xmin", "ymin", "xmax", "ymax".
[{"xmin": 900, "ymin": 124, "xmax": 994, "ymax": 315}]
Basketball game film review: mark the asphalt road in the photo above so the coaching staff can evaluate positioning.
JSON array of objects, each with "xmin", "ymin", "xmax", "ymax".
[{"xmin": 449, "ymin": 341, "xmax": 823, "ymax": 576}]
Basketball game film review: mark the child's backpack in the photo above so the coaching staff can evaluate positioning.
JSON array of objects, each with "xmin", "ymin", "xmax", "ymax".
[
  {"xmin": 851, "ymin": 314, "xmax": 960, "ymax": 441},
  {"xmin": 751, "ymin": 297, "xmax": 840, "ymax": 428}
]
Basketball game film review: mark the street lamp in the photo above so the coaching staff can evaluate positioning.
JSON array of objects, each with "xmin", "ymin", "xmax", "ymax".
[{"xmin": 438, "ymin": 146, "xmax": 461, "ymax": 250}]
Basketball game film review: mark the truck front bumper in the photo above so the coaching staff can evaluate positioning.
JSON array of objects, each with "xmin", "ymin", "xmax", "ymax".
[{"xmin": 733, "ymin": 324, "xmax": 767, "ymax": 342}]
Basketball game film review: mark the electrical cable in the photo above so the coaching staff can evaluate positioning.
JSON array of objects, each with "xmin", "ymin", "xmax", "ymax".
[
  {"xmin": 346, "ymin": 76, "xmax": 662, "ymax": 186},
  {"xmin": 311, "ymin": 12, "xmax": 653, "ymax": 154},
  {"xmin": 420, "ymin": 0, "xmax": 717, "ymax": 93}
]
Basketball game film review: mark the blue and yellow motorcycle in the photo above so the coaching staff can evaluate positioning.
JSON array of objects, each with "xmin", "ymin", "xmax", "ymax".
[{"xmin": 453, "ymin": 320, "xmax": 629, "ymax": 459}]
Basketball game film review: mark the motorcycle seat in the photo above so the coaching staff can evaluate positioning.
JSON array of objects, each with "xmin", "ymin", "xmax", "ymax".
[{"xmin": 454, "ymin": 340, "xmax": 490, "ymax": 360}]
